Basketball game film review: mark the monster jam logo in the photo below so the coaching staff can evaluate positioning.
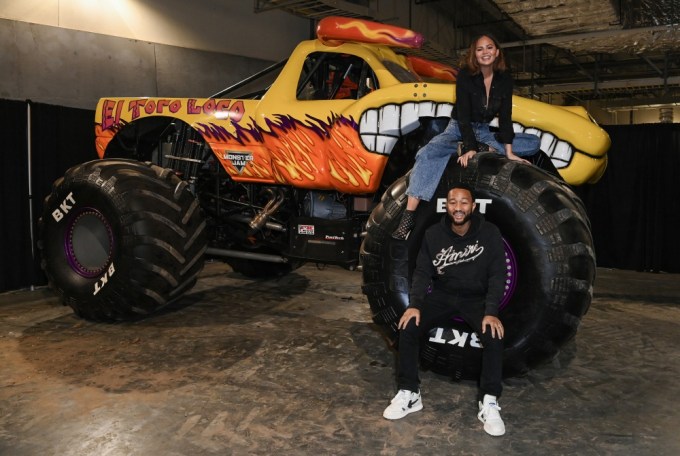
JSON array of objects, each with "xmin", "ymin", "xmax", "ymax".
[{"xmin": 225, "ymin": 151, "xmax": 253, "ymax": 173}]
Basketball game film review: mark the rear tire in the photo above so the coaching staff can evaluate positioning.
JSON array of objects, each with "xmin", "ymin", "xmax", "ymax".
[
  {"xmin": 39, "ymin": 159, "xmax": 207, "ymax": 321},
  {"xmin": 361, "ymin": 152, "xmax": 595, "ymax": 378}
]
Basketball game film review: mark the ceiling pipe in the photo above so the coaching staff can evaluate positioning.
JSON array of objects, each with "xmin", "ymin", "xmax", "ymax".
[
  {"xmin": 527, "ymin": 75, "xmax": 680, "ymax": 95},
  {"xmin": 498, "ymin": 24, "xmax": 679, "ymax": 49}
]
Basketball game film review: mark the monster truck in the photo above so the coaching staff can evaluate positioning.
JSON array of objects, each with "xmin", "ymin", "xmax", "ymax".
[{"xmin": 39, "ymin": 17, "xmax": 610, "ymax": 377}]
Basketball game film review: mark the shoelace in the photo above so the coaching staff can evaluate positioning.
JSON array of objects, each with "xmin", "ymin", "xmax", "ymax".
[
  {"xmin": 393, "ymin": 390, "xmax": 409, "ymax": 403},
  {"xmin": 482, "ymin": 403, "xmax": 501, "ymax": 415}
]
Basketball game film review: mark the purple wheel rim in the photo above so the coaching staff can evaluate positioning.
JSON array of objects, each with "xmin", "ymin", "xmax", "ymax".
[
  {"xmin": 499, "ymin": 236, "xmax": 518, "ymax": 311},
  {"xmin": 64, "ymin": 208, "xmax": 115, "ymax": 278},
  {"xmin": 448, "ymin": 236, "xmax": 518, "ymax": 323}
]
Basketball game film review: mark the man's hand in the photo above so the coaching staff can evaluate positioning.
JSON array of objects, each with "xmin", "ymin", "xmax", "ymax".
[
  {"xmin": 482, "ymin": 315, "xmax": 504, "ymax": 339},
  {"xmin": 398, "ymin": 308, "xmax": 421, "ymax": 330}
]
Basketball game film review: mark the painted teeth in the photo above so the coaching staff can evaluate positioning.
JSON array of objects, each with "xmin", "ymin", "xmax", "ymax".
[
  {"xmin": 489, "ymin": 118, "xmax": 576, "ymax": 169},
  {"xmin": 360, "ymin": 106, "xmax": 577, "ymax": 169},
  {"xmin": 360, "ymin": 102, "xmax": 453, "ymax": 155},
  {"xmin": 514, "ymin": 124, "xmax": 574, "ymax": 169}
]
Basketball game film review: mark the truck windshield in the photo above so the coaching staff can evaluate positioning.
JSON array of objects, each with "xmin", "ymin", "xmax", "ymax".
[
  {"xmin": 296, "ymin": 52, "xmax": 379, "ymax": 101},
  {"xmin": 211, "ymin": 60, "xmax": 287, "ymax": 100},
  {"xmin": 382, "ymin": 60, "xmax": 419, "ymax": 83},
  {"xmin": 211, "ymin": 52, "xmax": 420, "ymax": 101}
]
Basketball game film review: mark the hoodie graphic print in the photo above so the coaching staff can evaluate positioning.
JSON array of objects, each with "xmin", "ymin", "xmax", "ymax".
[{"xmin": 408, "ymin": 213, "xmax": 507, "ymax": 317}]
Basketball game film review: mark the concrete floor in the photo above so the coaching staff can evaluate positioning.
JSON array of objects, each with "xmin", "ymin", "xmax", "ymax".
[{"xmin": 1, "ymin": 262, "xmax": 679, "ymax": 456}]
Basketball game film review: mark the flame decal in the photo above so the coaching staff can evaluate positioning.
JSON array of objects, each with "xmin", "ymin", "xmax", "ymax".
[
  {"xmin": 205, "ymin": 114, "xmax": 386, "ymax": 194},
  {"xmin": 316, "ymin": 16, "xmax": 424, "ymax": 49},
  {"xmin": 406, "ymin": 56, "xmax": 458, "ymax": 81}
]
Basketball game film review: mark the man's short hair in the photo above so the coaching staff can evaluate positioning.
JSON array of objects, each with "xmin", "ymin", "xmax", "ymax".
[{"xmin": 449, "ymin": 182, "xmax": 476, "ymax": 200}]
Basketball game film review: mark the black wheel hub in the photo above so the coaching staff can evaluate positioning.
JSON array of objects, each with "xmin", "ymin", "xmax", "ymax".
[{"xmin": 65, "ymin": 209, "xmax": 114, "ymax": 278}]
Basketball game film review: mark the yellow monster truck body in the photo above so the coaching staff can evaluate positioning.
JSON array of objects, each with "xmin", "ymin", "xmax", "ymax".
[
  {"xmin": 95, "ymin": 23, "xmax": 609, "ymax": 191},
  {"xmin": 42, "ymin": 16, "xmax": 609, "ymax": 383}
]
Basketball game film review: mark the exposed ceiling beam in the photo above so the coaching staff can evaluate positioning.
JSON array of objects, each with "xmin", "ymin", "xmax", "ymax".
[
  {"xmin": 602, "ymin": 95, "xmax": 680, "ymax": 109},
  {"xmin": 499, "ymin": 24, "xmax": 678, "ymax": 49},
  {"xmin": 559, "ymin": 48, "xmax": 595, "ymax": 82},
  {"xmin": 529, "ymin": 75, "xmax": 680, "ymax": 94},
  {"xmin": 639, "ymin": 54, "xmax": 665, "ymax": 77},
  {"xmin": 254, "ymin": 0, "xmax": 376, "ymax": 19}
]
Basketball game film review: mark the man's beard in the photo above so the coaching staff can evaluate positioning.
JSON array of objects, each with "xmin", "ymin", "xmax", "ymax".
[{"xmin": 449, "ymin": 211, "xmax": 472, "ymax": 226}]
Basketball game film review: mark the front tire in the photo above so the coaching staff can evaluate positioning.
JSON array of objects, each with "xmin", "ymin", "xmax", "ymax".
[
  {"xmin": 39, "ymin": 159, "xmax": 207, "ymax": 321},
  {"xmin": 361, "ymin": 153, "xmax": 595, "ymax": 378}
]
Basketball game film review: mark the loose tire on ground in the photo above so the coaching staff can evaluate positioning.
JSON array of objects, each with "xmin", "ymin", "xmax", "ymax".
[
  {"xmin": 39, "ymin": 159, "xmax": 207, "ymax": 321},
  {"xmin": 360, "ymin": 152, "xmax": 595, "ymax": 379}
]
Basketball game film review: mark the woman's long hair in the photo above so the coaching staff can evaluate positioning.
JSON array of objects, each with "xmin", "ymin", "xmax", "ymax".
[{"xmin": 460, "ymin": 33, "xmax": 507, "ymax": 74}]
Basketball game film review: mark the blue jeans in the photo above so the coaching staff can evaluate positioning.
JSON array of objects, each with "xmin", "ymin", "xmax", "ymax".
[{"xmin": 406, "ymin": 119, "xmax": 541, "ymax": 201}]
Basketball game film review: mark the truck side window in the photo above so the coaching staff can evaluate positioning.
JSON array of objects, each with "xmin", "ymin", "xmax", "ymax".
[{"xmin": 297, "ymin": 52, "xmax": 378, "ymax": 101}]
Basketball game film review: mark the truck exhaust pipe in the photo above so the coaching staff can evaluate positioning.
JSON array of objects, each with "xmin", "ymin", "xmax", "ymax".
[
  {"xmin": 205, "ymin": 247, "xmax": 288, "ymax": 263},
  {"xmin": 249, "ymin": 188, "xmax": 286, "ymax": 232}
]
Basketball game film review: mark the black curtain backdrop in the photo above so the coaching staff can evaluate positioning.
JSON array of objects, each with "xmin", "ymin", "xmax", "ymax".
[
  {"xmin": 575, "ymin": 123, "xmax": 680, "ymax": 273},
  {"xmin": 0, "ymin": 99, "xmax": 95, "ymax": 293},
  {"xmin": 0, "ymin": 100, "xmax": 31, "ymax": 293}
]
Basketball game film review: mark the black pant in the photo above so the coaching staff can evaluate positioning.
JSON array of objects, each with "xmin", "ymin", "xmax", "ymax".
[{"xmin": 397, "ymin": 290, "xmax": 503, "ymax": 398}]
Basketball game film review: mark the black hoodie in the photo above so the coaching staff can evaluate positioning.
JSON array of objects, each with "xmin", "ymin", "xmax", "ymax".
[{"xmin": 408, "ymin": 212, "xmax": 506, "ymax": 316}]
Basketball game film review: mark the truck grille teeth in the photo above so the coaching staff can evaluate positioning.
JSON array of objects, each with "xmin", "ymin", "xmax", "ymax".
[
  {"xmin": 359, "ymin": 102, "xmax": 452, "ymax": 155},
  {"xmin": 359, "ymin": 103, "xmax": 577, "ymax": 169},
  {"xmin": 493, "ymin": 118, "xmax": 576, "ymax": 169},
  {"xmin": 515, "ymin": 125, "xmax": 574, "ymax": 169}
]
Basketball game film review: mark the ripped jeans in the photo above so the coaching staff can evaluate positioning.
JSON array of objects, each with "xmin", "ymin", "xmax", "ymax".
[{"xmin": 406, "ymin": 118, "xmax": 540, "ymax": 201}]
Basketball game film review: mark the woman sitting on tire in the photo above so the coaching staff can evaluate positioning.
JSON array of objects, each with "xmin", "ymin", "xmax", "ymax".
[{"xmin": 393, "ymin": 33, "xmax": 541, "ymax": 239}]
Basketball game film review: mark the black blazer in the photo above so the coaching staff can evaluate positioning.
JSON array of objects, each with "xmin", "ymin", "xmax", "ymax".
[{"xmin": 453, "ymin": 67, "xmax": 515, "ymax": 152}]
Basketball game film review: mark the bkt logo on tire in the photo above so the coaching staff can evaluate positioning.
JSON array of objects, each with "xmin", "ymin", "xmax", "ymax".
[
  {"xmin": 428, "ymin": 327, "xmax": 483, "ymax": 349},
  {"xmin": 93, "ymin": 263, "xmax": 116, "ymax": 296},
  {"xmin": 52, "ymin": 192, "xmax": 76, "ymax": 222},
  {"xmin": 436, "ymin": 198, "xmax": 492, "ymax": 214}
]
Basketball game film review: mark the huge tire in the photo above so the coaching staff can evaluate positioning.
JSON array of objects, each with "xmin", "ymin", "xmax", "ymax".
[
  {"xmin": 39, "ymin": 159, "xmax": 207, "ymax": 321},
  {"xmin": 361, "ymin": 152, "xmax": 595, "ymax": 379}
]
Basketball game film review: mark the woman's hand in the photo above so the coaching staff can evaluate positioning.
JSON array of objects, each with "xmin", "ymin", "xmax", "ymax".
[
  {"xmin": 457, "ymin": 150, "xmax": 477, "ymax": 168},
  {"xmin": 506, "ymin": 150, "xmax": 530, "ymax": 164}
]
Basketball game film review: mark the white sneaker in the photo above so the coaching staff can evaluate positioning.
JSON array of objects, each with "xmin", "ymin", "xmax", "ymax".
[
  {"xmin": 477, "ymin": 394, "xmax": 506, "ymax": 436},
  {"xmin": 383, "ymin": 389, "xmax": 423, "ymax": 420}
]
